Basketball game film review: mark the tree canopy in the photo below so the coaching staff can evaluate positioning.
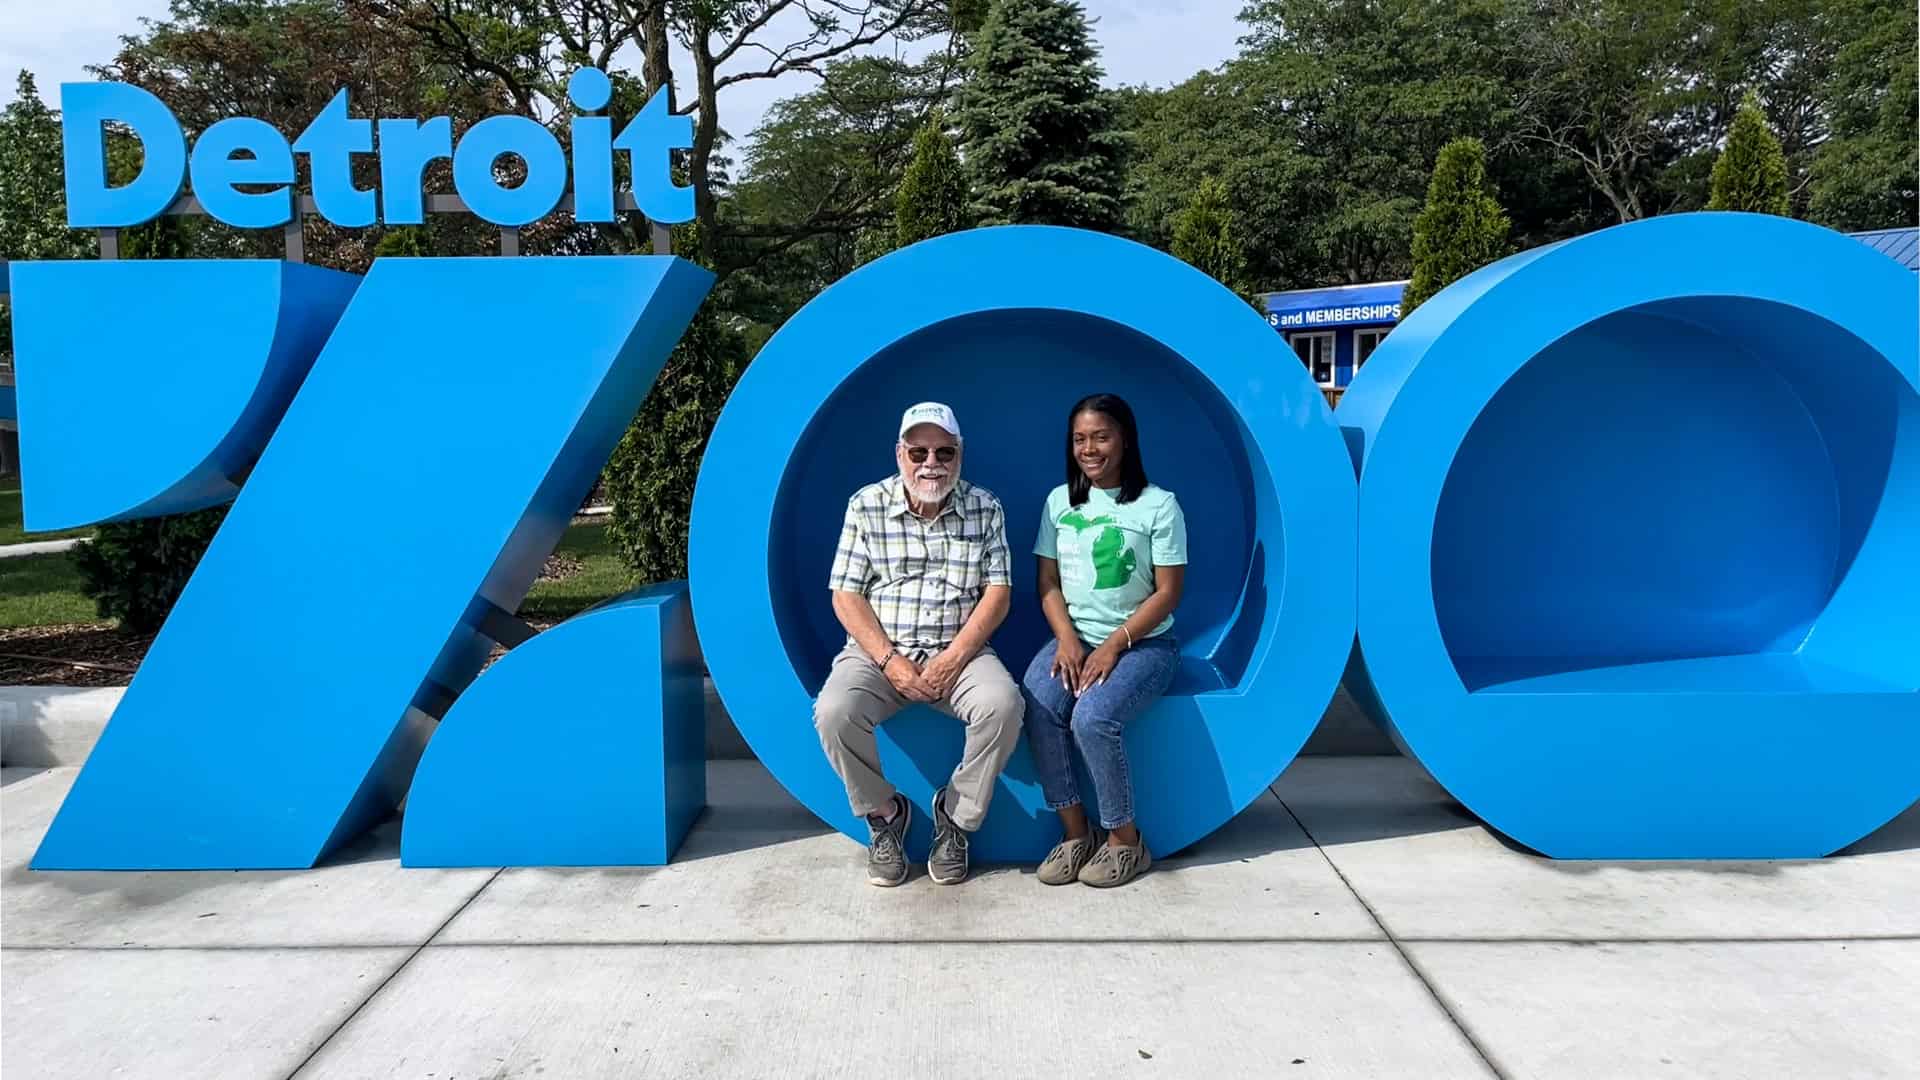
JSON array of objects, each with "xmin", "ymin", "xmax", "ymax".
[{"xmin": 4, "ymin": 0, "xmax": 1913, "ymax": 586}]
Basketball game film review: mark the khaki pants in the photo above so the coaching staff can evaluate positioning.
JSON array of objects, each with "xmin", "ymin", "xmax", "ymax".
[{"xmin": 813, "ymin": 643, "xmax": 1025, "ymax": 831}]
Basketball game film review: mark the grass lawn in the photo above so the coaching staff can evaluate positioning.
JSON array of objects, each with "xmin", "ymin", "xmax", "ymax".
[
  {"xmin": 518, "ymin": 520, "xmax": 638, "ymax": 622},
  {"xmin": 1, "ymin": 483, "xmax": 94, "ymax": 546},
  {"xmin": 0, "ymin": 520, "xmax": 631, "ymax": 633},
  {"xmin": 0, "ymin": 550, "xmax": 96, "ymax": 628}
]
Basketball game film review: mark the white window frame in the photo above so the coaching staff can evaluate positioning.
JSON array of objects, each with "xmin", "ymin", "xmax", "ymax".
[
  {"xmin": 1355, "ymin": 327, "xmax": 1390, "ymax": 371},
  {"xmin": 1289, "ymin": 330, "xmax": 1337, "ymax": 388}
]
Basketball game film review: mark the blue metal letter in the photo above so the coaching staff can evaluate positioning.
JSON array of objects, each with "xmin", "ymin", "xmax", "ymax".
[
  {"xmin": 1339, "ymin": 212, "xmax": 1920, "ymax": 858},
  {"xmin": 294, "ymin": 90, "xmax": 377, "ymax": 228},
  {"xmin": 569, "ymin": 69, "xmax": 616, "ymax": 224},
  {"xmin": 60, "ymin": 81, "xmax": 188, "ymax": 228},
  {"xmin": 403, "ymin": 583, "xmax": 707, "ymax": 867},
  {"xmin": 10, "ymin": 260, "xmax": 359, "ymax": 530},
  {"xmin": 30, "ymin": 256, "xmax": 713, "ymax": 869},
  {"xmin": 614, "ymin": 90, "xmax": 695, "ymax": 225},
  {"xmin": 376, "ymin": 117, "xmax": 453, "ymax": 226},
  {"xmin": 452, "ymin": 116, "xmax": 570, "ymax": 227},
  {"xmin": 189, "ymin": 117, "xmax": 296, "ymax": 228},
  {"xmin": 690, "ymin": 226, "xmax": 1356, "ymax": 862}
]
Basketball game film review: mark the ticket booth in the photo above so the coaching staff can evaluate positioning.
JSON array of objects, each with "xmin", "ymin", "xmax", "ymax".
[{"xmin": 1259, "ymin": 280, "xmax": 1408, "ymax": 392}]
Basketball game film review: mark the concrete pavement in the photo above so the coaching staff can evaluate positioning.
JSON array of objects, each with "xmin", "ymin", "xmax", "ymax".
[
  {"xmin": 4, "ymin": 758, "xmax": 1917, "ymax": 1079},
  {"xmin": 0, "ymin": 538, "xmax": 85, "ymax": 559}
]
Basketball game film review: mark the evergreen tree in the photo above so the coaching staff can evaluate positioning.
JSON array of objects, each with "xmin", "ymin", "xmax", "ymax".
[
  {"xmin": 1170, "ymin": 176, "xmax": 1252, "ymax": 300},
  {"xmin": 950, "ymin": 0, "xmax": 991, "ymax": 35},
  {"xmin": 954, "ymin": 0, "xmax": 1125, "ymax": 230},
  {"xmin": 0, "ymin": 72, "xmax": 94, "ymax": 264},
  {"xmin": 895, "ymin": 114, "xmax": 972, "ymax": 248},
  {"xmin": 1405, "ymin": 137, "xmax": 1510, "ymax": 315},
  {"xmin": 604, "ymin": 223, "xmax": 748, "ymax": 584},
  {"xmin": 1708, "ymin": 91, "xmax": 1792, "ymax": 215}
]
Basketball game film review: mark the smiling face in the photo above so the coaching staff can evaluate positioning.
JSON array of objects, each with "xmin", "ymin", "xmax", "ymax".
[
  {"xmin": 1072, "ymin": 409, "xmax": 1124, "ymax": 489},
  {"xmin": 897, "ymin": 423, "xmax": 961, "ymax": 506}
]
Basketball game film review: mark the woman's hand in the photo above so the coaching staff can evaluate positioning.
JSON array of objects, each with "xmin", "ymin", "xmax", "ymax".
[
  {"xmin": 1051, "ymin": 636, "xmax": 1089, "ymax": 691},
  {"xmin": 1075, "ymin": 641, "xmax": 1122, "ymax": 696}
]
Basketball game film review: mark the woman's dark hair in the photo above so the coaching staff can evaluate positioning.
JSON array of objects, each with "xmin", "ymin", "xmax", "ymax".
[{"xmin": 1066, "ymin": 393, "xmax": 1149, "ymax": 506}]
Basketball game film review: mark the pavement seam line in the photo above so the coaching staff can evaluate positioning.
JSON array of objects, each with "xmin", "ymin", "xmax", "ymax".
[
  {"xmin": 1271, "ymin": 784, "xmax": 1514, "ymax": 1080},
  {"xmin": 281, "ymin": 866, "xmax": 504, "ymax": 1080},
  {"xmin": 8, "ymin": 933, "xmax": 1920, "ymax": 953}
]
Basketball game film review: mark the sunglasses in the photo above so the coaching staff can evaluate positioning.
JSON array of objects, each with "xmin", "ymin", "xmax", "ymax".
[{"xmin": 903, "ymin": 445, "xmax": 958, "ymax": 464}]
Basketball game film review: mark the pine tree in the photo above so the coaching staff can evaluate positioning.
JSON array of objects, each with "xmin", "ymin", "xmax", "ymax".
[
  {"xmin": 954, "ymin": 0, "xmax": 1126, "ymax": 230},
  {"xmin": 1708, "ymin": 91, "xmax": 1792, "ymax": 216},
  {"xmin": 604, "ymin": 222, "xmax": 748, "ymax": 583},
  {"xmin": 1170, "ymin": 176, "xmax": 1252, "ymax": 300},
  {"xmin": 895, "ymin": 114, "xmax": 972, "ymax": 248},
  {"xmin": 1405, "ymin": 137, "xmax": 1510, "ymax": 315},
  {"xmin": 0, "ymin": 72, "xmax": 95, "ymax": 264}
]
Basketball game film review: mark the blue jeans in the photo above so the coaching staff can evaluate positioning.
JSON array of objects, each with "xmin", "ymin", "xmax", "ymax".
[{"xmin": 1020, "ymin": 635, "xmax": 1180, "ymax": 830}]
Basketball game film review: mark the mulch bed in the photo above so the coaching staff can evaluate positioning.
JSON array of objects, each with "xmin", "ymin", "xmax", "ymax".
[
  {"xmin": 2, "ymin": 552, "xmax": 586, "ymax": 688},
  {"xmin": 0, "ymin": 623, "xmax": 153, "ymax": 687}
]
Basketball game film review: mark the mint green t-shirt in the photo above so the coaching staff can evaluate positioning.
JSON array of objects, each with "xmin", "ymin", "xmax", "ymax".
[{"xmin": 1033, "ymin": 483, "xmax": 1187, "ymax": 646}]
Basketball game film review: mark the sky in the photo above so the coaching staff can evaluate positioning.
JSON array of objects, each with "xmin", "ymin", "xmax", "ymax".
[{"xmin": 0, "ymin": 0, "xmax": 1247, "ymax": 140}]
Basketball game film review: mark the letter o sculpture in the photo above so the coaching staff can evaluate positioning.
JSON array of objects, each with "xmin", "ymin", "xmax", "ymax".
[
  {"xmin": 1339, "ymin": 212, "xmax": 1920, "ymax": 858},
  {"xmin": 691, "ymin": 226, "xmax": 1357, "ymax": 861}
]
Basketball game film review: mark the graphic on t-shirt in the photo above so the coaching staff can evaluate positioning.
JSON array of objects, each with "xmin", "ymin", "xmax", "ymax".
[{"xmin": 1059, "ymin": 510, "xmax": 1137, "ymax": 590}]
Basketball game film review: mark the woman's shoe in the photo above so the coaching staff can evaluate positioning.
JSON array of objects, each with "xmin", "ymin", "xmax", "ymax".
[
  {"xmin": 1036, "ymin": 832, "xmax": 1100, "ymax": 885},
  {"xmin": 1077, "ymin": 837, "xmax": 1151, "ymax": 888}
]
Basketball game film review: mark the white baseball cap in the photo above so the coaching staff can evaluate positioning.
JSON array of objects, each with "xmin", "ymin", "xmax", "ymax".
[{"xmin": 898, "ymin": 401, "xmax": 961, "ymax": 440}]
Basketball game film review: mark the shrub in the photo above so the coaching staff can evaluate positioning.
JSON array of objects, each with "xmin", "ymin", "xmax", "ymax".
[{"xmin": 73, "ymin": 508, "xmax": 227, "ymax": 632}]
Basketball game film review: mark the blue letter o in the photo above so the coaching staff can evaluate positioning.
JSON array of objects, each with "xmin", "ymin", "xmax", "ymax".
[
  {"xmin": 691, "ymin": 226, "xmax": 1357, "ymax": 861},
  {"xmin": 1339, "ymin": 212, "xmax": 1920, "ymax": 858}
]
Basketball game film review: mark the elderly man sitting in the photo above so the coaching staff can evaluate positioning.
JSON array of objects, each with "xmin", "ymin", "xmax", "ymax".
[{"xmin": 814, "ymin": 402, "xmax": 1025, "ymax": 887}]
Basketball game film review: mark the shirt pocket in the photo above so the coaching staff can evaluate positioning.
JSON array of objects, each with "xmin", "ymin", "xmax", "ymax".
[{"xmin": 946, "ymin": 538, "xmax": 986, "ymax": 592}]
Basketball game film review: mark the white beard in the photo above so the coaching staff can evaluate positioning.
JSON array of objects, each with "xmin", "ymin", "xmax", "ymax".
[{"xmin": 904, "ymin": 468, "xmax": 956, "ymax": 505}]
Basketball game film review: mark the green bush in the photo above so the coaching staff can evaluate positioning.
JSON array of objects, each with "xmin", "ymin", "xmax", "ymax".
[
  {"xmin": 1405, "ymin": 137, "xmax": 1510, "ymax": 315},
  {"xmin": 1708, "ymin": 91, "xmax": 1791, "ymax": 215},
  {"xmin": 1171, "ymin": 175, "xmax": 1253, "ymax": 301},
  {"xmin": 73, "ymin": 508, "xmax": 227, "ymax": 632},
  {"xmin": 604, "ymin": 290, "xmax": 748, "ymax": 584},
  {"xmin": 895, "ymin": 114, "xmax": 971, "ymax": 248}
]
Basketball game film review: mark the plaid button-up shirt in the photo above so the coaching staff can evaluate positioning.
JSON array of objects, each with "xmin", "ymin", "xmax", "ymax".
[{"xmin": 828, "ymin": 476, "xmax": 1013, "ymax": 653}]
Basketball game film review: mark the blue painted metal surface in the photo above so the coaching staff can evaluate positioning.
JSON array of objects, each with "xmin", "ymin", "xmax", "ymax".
[
  {"xmin": 60, "ymin": 81, "xmax": 188, "ymax": 227},
  {"xmin": 451, "ymin": 116, "xmax": 570, "ymax": 227},
  {"xmin": 30, "ymin": 255, "xmax": 711, "ymax": 870},
  {"xmin": 191, "ymin": 117, "xmax": 299, "ymax": 228},
  {"xmin": 1338, "ymin": 212, "xmax": 1920, "ymax": 858},
  {"xmin": 690, "ymin": 225, "xmax": 1357, "ymax": 863},
  {"xmin": 403, "ymin": 583, "xmax": 707, "ymax": 867},
  {"xmin": 11, "ymin": 260, "xmax": 359, "ymax": 530}
]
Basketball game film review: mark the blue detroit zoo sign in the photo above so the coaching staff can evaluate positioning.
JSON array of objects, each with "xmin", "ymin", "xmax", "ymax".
[{"xmin": 12, "ymin": 77, "xmax": 1919, "ymax": 870}]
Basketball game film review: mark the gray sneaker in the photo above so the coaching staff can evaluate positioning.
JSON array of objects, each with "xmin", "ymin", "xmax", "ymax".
[
  {"xmin": 1077, "ymin": 837, "xmax": 1151, "ymax": 888},
  {"xmin": 866, "ymin": 794, "xmax": 911, "ymax": 887},
  {"xmin": 928, "ymin": 786, "xmax": 970, "ymax": 885},
  {"xmin": 1037, "ymin": 832, "xmax": 1099, "ymax": 886}
]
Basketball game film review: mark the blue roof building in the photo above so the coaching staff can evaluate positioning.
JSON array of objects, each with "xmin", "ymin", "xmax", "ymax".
[
  {"xmin": 1259, "ymin": 226, "xmax": 1918, "ymax": 392},
  {"xmin": 1258, "ymin": 279, "xmax": 1407, "ymax": 391},
  {"xmin": 1851, "ymin": 226, "xmax": 1918, "ymax": 269}
]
